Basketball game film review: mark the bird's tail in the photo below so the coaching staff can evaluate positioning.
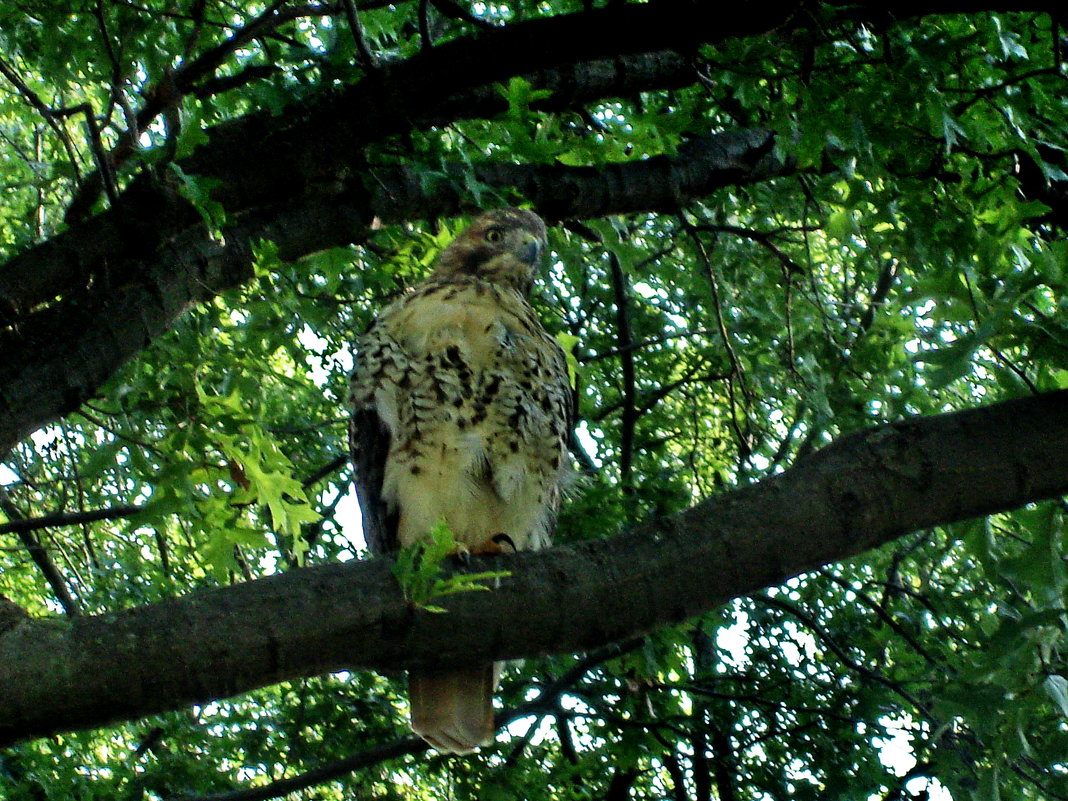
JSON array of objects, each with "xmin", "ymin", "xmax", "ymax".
[{"xmin": 409, "ymin": 663, "xmax": 497, "ymax": 754}]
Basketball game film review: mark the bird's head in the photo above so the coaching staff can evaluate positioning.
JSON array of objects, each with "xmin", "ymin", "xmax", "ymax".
[{"xmin": 432, "ymin": 208, "xmax": 548, "ymax": 295}]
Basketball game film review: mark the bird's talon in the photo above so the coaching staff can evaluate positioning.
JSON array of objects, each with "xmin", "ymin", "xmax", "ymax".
[
  {"xmin": 491, "ymin": 533, "xmax": 518, "ymax": 553},
  {"xmin": 451, "ymin": 542, "xmax": 473, "ymax": 566},
  {"xmin": 454, "ymin": 534, "xmax": 517, "ymax": 556}
]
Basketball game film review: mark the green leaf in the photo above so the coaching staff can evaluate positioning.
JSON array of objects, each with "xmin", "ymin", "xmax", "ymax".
[
  {"xmin": 391, "ymin": 520, "xmax": 511, "ymax": 612},
  {"xmin": 555, "ymin": 332, "xmax": 581, "ymax": 388},
  {"xmin": 498, "ymin": 76, "xmax": 553, "ymax": 118},
  {"xmin": 827, "ymin": 208, "xmax": 855, "ymax": 241},
  {"xmin": 175, "ymin": 102, "xmax": 211, "ymax": 159},
  {"xmin": 171, "ymin": 164, "xmax": 226, "ymax": 234}
]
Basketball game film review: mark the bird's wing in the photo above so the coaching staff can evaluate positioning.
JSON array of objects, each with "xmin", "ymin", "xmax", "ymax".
[{"xmin": 348, "ymin": 404, "xmax": 397, "ymax": 555}]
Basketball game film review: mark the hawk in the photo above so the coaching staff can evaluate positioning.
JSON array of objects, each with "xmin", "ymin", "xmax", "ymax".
[{"xmin": 347, "ymin": 208, "xmax": 572, "ymax": 753}]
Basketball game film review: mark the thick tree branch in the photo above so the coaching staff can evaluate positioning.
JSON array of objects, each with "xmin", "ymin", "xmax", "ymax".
[
  {"xmin": 0, "ymin": 129, "xmax": 782, "ymax": 456},
  {"xmin": 0, "ymin": 1, "xmax": 740, "ymax": 322},
  {"xmin": 1, "ymin": 389, "xmax": 1065, "ymax": 746},
  {"xmin": 371, "ymin": 129, "xmax": 782, "ymax": 221},
  {"xmin": 0, "ymin": 46, "xmax": 694, "ymax": 325},
  {"xmin": 4, "ymin": 0, "xmax": 1040, "ymax": 319},
  {"xmin": 0, "ymin": 0, "xmax": 1051, "ymax": 454}
]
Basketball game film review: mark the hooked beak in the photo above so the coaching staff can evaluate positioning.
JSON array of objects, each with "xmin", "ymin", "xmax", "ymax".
[{"xmin": 519, "ymin": 235, "xmax": 542, "ymax": 265}]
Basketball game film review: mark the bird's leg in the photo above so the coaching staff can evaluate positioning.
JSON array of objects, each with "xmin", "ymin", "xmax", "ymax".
[
  {"xmin": 475, "ymin": 534, "xmax": 517, "ymax": 589},
  {"xmin": 452, "ymin": 533, "xmax": 517, "ymax": 566},
  {"xmin": 471, "ymin": 533, "xmax": 518, "ymax": 554}
]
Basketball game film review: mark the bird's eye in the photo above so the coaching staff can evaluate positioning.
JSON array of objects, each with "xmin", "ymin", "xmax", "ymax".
[{"xmin": 485, "ymin": 228, "xmax": 503, "ymax": 243}]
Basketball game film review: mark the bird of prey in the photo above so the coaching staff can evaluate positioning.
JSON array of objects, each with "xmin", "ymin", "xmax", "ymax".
[{"xmin": 348, "ymin": 208, "xmax": 572, "ymax": 753}]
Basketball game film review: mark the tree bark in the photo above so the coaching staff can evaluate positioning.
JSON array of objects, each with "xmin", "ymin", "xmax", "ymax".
[
  {"xmin": 0, "ymin": 0, "xmax": 1052, "ymax": 451},
  {"xmin": 1, "ymin": 389, "xmax": 1065, "ymax": 746},
  {"xmin": 0, "ymin": 0, "xmax": 773, "ymax": 322},
  {"xmin": 1, "ymin": 0, "xmax": 1047, "ymax": 319},
  {"xmin": 0, "ymin": 129, "xmax": 782, "ymax": 455}
]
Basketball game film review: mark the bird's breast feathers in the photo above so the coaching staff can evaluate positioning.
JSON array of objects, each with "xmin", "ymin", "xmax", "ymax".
[{"xmin": 349, "ymin": 276, "xmax": 571, "ymax": 551}]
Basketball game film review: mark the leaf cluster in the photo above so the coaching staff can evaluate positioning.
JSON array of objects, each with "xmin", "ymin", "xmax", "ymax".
[{"xmin": 391, "ymin": 519, "xmax": 512, "ymax": 613}]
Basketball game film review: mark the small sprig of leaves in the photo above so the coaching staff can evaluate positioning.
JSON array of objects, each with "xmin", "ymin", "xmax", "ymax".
[
  {"xmin": 171, "ymin": 164, "xmax": 226, "ymax": 240},
  {"xmin": 392, "ymin": 519, "xmax": 512, "ymax": 613}
]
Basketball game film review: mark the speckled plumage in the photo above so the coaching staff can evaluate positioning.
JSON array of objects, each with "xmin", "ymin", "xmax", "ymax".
[{"xmin": 347, "ymin": 208, "xmax": 572, "ymax": 753}]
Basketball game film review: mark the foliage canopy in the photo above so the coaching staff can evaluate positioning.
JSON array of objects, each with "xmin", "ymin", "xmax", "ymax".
[{"xmin": 1, "ymin": 2, "xmax": 1067, "ymax": 800}]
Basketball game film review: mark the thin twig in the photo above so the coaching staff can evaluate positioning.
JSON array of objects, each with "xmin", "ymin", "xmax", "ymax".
[
  {"xmin": 960, "ymin": 268, "xmax": 1040, "ymax": 395},
  {"xmin": 951, "ymin": 67, "xmax": 1063, "ymax": 115},
  {"xmin": 302, "ymin": 454, "xmax": 348, "ymax": 489},
  {"xmin": 678, "ymin": 216, "xmax": 755, "ymax": 459},
  {"xmin": 0, "ymin": 505, "xmax": 144, "ymax": 536},
  {"xmin": 92, "ymin": 0, "xmax": 125, "ymax": 129},
  {"xmin": 66, "ymin": 1, "xmax": 333, "ymax": 219},
  {"xmin": 815, "ymin": 568, "xmax": 942, "ymax": 667},
  {"xmin": 0, "ymin": 55, "xmax": 85, "ymax": 182},
  {"xmin": 340, "ymin": 0, "xmax": 377, "ymax": 70},
  {"xmin": 181, "ymin": 640, "xmax": 643, "ymax": 801},
  {"xmin": 755, "ymin": 594, "xmax": 929, "ymax": 715},
  {"xmin": 0, "ymin": 492, "xmax": 81, "ymax": 616},
  {"xmin": 582, "ymin": 327, "xmax": 716, "ymax": 363},
  {"xmin": 607, "ymin": 248, "xmax": 637, "ymax": 492}
]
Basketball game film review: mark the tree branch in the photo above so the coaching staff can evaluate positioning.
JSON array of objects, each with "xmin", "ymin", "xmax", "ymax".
[
  {"xmin": 1, "ymin": 0, "xmax": 744, "ymax": 324},
  {"xmin": 608, "ymin": 246, "xmax": 637, "ymax": 492},
  {"xmin": 187, "ymin": 736, "xmax": 429, "ymax": 801},
  {"xmin": 22, "ymin": 0, "xmax": 1010, "ymax": 321},
  {"xmin": 0, "ymin": 54, "xmax": 86, "ymax": 186},
  {"xmin": 0, "ymin": 504, "xmax": 143, "ymax": 536},
  {"xmin": 0, "ymin": 0, "xmax": 1055, "ymax": 448},
  {"xmin": 0, "ymin": 128, "xmax": 783, "ymax": 456},
  {"xmin": 65, "ymin": 2, "xmax": 340, "ymax": 222},
  {"xmin": 0, "ymin": 493, "xmax": 82, "ymax": 616},
  {"xmin": 1, "ymin": 389, "xmax": 1065, "ymax": 746},
  {"xmin": 0, "ymin": 41, "xmax": 693, "ymax": 328},
  {"xmin": 181, "ymin": 640, "xmax": 640, "ymax": 801},
  {"xmin": 755, "ymin": 594, "xmax": 927, "ymax": 713},
  {"xmin": 340, "ymin": 0, "xmax": 377, "ymax": 71}
]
